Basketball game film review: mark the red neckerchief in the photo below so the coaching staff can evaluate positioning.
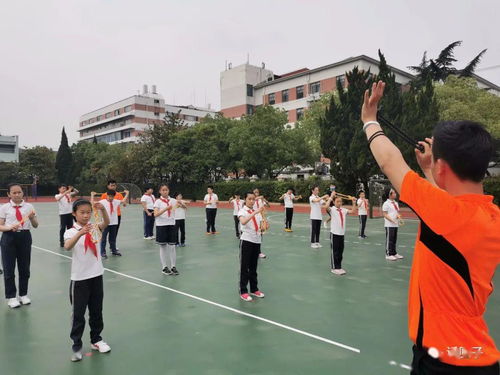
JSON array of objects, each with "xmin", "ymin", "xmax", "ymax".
[
  {"xmin": 337, "ymin": 208, "xmax": 344, "ymax": 228},
  {"xmin": 109, "ymin": 200, "xmax": 114, "ymax": 214},
  {"xmin": 160, "ymin": 197, "xmax": 171, "ymax": 217},
  {"xmin": 74, "ymin": 225, "xmax": 98, "ymax": 258},
  {"xmin": 66, "ymin": 194, "xmax": 71, "ymax": 203},
  {"xmin": 148, "ymin": 194, "xmax": 155, "ymax": 204},
  {"xmin": 246, "ymin": 207, "xmax": 259, "ymax": 233},
  {"xmin": 235, "ymin": 199, "xmax": 241, "ymax": 210},
  {"xmin": 391, "ymin": 201, "xmax": 399, "ymax": 211}
]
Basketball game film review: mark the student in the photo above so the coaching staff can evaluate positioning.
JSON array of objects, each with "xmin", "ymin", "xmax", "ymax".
[
  {"xmin": 140, "ymin": 186, "xmax": 155, "ymax": 240},
  {"xmin": 55, "ymin": 184, "xmax": 79, "ymax": 247},
  {"xmin": 238, "ymin": 192, "xmax": 266, "ymax": 302},
  {"xmin": 252, "ymin": 189, "xmax": 269, "ymax": 258},
  {"xmin": 309, "ymin": 187, "xmax": 329, "ymax": 248},
  {"xmin": 94, "ymin": 190, "xmax": 129, "ymax": 258},
  {"xmin": 0, "ymin": 183, "xmax": 38, "ymax": 308},
  {"xmin": 362, "ymin": 81, "xmax": 500, "ymax": 374},
  {"xmin": 357, "ymin": 190, "xmax": 369, "ymax": 238},
  {"xmin": 64, "ymin": 199, "xmax": 111, "ymax": 362},
  {"xmin": 382, "ymin": 188, "xmax": 404, "ymax": 261},
  {"xmin": 323, "ymin": 193, "xmax": 357, "ymax": 275},
  {"xmin": 100, "ymin": 180, "xmax": 126, "ymax": 236},
  {"xmin": 154, "ymin": 184, "xmax": 179, "ymax": 275},
  {"xmin": 279, "ymin": 189, "xmax": 301, "ymax": 232},
  {"xmin": 174, "ymin": 193, "xmax": 188, "ymax": 247},
  {"xmin": 229, "ymin": 194, "xmax": 243, "ymax": 238},
  {"xmin": 203, "ymin": 186, "xmax": 218, "ymax": 234}
]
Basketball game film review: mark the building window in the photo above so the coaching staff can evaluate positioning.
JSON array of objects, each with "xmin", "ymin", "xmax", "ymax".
[
  {"xmin": 0, "ymin": 144, "xmax": 16, "ymax": 153},
  {"xmin": 268, "ymin": 93, "xmax": 275, "ymax": 105},
  {"xmin": 296, "ymin": 108, "xmax": 304, "ymax": 121},
  {"xmin": 105, "ymin": 112, "xmax": 112, "ymax": 119},
  {"xmin": 96, "ymin": 115, "xmax": 102, "ymax": 122},
  {"xmin": 114, "ymin": 109, "xmax": 120, "ymax": 116},
  {"xmin": 246, "ymin": 105, "xmax": 254, "ymax": 115},
  {"xmin": 154, "ymin": 99, "xmax": 160, "ymax": 104},
  {"xmin": 296, "ymin": 85, "xmax": 304, "ymax": 99},
  {"xmin": 247, "ymin": 84, "xmax": 253, "ymax": 97},
  {"xmin": 123, "ymin": 130, "xmax": 131, "ymax": 138},
  {"xmin": 124, "ymin": 105, "xmax": 133, "ymax": 112},
  {"xmin": 337, "ymin": 75, "xmax": 346, "ymax": 88},
  {"xmin": 310, "ymin": 81, "xmax": 320, "ymax": 94},
  {"xmin": 184, "ymin": 115, "xmax": 197, "ymax": 122},
  {"xmin": 154, "ymin": 112, "xmax": 159, "ymax": 117},
  {"xmin": 282, "ymin": 89, "xmax": 289, "ymax": 102}
]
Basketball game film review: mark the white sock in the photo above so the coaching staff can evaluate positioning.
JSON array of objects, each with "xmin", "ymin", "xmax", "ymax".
[
  {"xmin": 167, "ymin": 244, "xmax": 176, "ymax": 267},
  {"xmin": 159, "ymin": 245, "xmax": 167, "ymax": 268}
]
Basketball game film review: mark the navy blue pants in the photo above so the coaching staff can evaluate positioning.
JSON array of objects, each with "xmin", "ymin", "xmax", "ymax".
[
  {"xmin": 101, "ymin": 225, "xmax": 118, "ymax": 255},
  {"xmin": 1, "ymin": 231, "xmax": 32, "ymax": 298},
  {"xmin": 143, "ymin": 210, "xmax": 154, "ymax": 237}
]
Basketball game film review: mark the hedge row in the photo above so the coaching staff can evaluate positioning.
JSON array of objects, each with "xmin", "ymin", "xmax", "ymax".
[
  {"xmin": 484, "ymin": 175, "xmax": 500, "ymax": 205},
  {"xmin": 170, "ymin": 177, "xmax": 334, "ymax": 203}
]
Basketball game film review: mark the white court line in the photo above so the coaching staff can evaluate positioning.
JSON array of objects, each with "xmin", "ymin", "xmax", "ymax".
[{"xmin": 32, "ymin": 245, "xmax": 361, "ymax": 354}]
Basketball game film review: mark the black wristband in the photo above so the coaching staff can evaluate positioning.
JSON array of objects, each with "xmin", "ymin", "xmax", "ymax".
[{"xmin": 368, "ymin": 132, "xmax": 386, "ymax": 147}]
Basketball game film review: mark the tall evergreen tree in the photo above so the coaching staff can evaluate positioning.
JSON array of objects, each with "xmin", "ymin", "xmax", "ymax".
[{"xmin": 55, "ymin": 127, "xmax": 73, "ymax": 184}]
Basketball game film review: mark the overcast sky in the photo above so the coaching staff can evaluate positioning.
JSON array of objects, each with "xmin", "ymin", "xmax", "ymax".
[{"xmin": 1, "ymin": 0, "xmax": 499, "ymax": 149}]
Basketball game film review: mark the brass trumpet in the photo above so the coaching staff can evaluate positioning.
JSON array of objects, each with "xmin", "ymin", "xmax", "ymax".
[
  {"xmin": 260, "ymin": 208, "xmax": 270, "ymax": 234},
  {"xmin": 334, "ymin": 192, "xmax": 356, "ymax": 200},
  {"xmin": 90, "ymin": 206, "xmax": 103, "ymax": 243}
]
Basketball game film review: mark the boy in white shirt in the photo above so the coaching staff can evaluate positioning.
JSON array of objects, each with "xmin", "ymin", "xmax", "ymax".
[
  {"xmin": 382, "ymin": 188, "xmax": 404, "ymax": 261},
  {"xmin": 64, "ymin": 199, "xmax": 110, "ymax": 362},
  {"xmin": 204, "ymin": 186, "xmax": 218, "ymax": 234},
  {"xmin": 140, "ymin": 186, "xmax": 155, "ymax": 240},
  {"xmin": 0, "ymin": 183, "xmax": 39, "ymax": 308},
  {"xmin": 174, "ymin": 193, "xmax": 188, "ymax": 247},
  {"xmin": 154, "ymin": 184, "xmax": 179, "ymax": 275},
  {"xmin": 279, "ymin": 189, "xmax": 302, "ymax": 232},
  {"xmin": 93, "ymin": 190, "xmax": 128, "ymax": 258},
  {"xmin": 356, "ymin": 190, "xmax": 369, "ymax": 239},
  {"xmin": 229, "ymin": 194, "xmax": 243, "ymax": 238},
  {"xmin": 323, "ymin": 193, "xmax": 357, "ymax": 275},
  {"xmin": 238, "ymin": 192, "xmax": 266, "ymax": 302},
  {"xmin": 55, "ymin": 184, "xmax": 79, "ymax": 247},
  {"xmin": 309, "ymin": 186, "xmax": 330, "ymax": 248}
]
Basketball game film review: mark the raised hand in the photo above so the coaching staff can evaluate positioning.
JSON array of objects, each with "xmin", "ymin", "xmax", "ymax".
[
  {"xmin": 416, "ymin": 137, "xmax": 433, "ymax": 172},
  {"xmin": 361, "ymin": 81, "xmax": 385, "ymax": 124}
]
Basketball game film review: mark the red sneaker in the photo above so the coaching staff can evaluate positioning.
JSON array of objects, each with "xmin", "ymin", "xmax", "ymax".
[
  {"xmin": 251, "ymin": 291, "xmax": 265, "ymax": 298},
  {"xmin": 240, "ymin": 293, "xmax": 252, "ymax": 302}
]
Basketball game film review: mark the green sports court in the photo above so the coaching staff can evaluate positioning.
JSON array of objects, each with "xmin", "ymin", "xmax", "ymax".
[{"xmin": 1, "ymin": 203, "xmax": 499, "ymax": 374}]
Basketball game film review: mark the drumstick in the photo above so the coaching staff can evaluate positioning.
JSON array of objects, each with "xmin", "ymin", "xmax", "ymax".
[{"xmin": 377, "ymin": 113, "xmax": 425, "ymax": 153}]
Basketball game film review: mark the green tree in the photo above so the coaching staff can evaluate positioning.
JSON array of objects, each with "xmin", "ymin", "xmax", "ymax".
[
  {"xmin": 55, "ymin": 127, "xmax": 73, "ymax": 184},
  {"xmin": 19, "ymin": 146, "xmax": 57, "ymax": 186}
]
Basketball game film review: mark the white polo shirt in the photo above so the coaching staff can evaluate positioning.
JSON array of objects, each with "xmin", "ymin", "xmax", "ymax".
[
  {"xmin": 309, "ymin": 195, "xmax": 324, "ymax": 220},
  {"xmin": 0, "ymin": 200, "xmax": 36, "ymax": 230},
  {"xmin": 98, "ymin": 199, "xmax": 121, "ymax": 226},
  {"xmin": 55, "ymin": 193, "xmax": 73, "ymax": 215},
  {"xmin": 154, "ymin": 197, "xmax": 177, "ymax": 226},
  {"xmin": 140, "ymin": 194, "xmax": 156, "ymax": 210},
  {"xmin": 382, "ymin": 199, "xmax": 399, "ymax": 228},
  {"xmin": 64, "ymin": 224, "xmax": 104, "ymax": 281},
  {"xmin": 232, "ymin": 199, "xmax": 243, "ymax": 216},
  {"xmin": 238, "ymin": 206, "xmax": 262, "ymax": 244},
  {"xmin": 330, "ymin": 207, "xmax": 348, "ymax": 236},
  {"xmin": 284, "ymin": 193, "xmax": 295, "ymax": 208},
  {"xmin": 357, "ymin": 198, "xmax": 369, "ymax": 216},
  {"xmin": 204, "ymin": 193, "xmax": 218, "ymax": 209},
  {"xmin": 175, "ymin": 206, "xmax": 186, "ymax": 220}
]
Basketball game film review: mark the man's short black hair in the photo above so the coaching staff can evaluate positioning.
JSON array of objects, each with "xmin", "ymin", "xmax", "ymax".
[
  {"xmin": 107, "ymin": 179, "xmax": 117, "ymax": 186},
  {"xmin": 207, "ymin": 185, "xmax": 214, "ymax": 190},
  {"xmin": 432, "ymin": 121, "xmax": 492, "ymax": 182},
  {"xmin": 107, "ymin": 190, "xmax": 116, "ymax": 197}
]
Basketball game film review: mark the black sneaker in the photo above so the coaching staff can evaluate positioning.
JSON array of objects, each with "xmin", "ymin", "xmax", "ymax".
[
  {"xmin": 162, "ymin": 267, "xmax": 173, "ymax": 275},
  {"xmin": 101, "ymin": 253, "xmax": 108, "ymax": 259},
  {"xmin": 171, "ymin": 267, "xmax": 179, "ymax": 275},
  {"xmin": 112, "ymin": 251, "xmax": 122, "ymax": 256}
]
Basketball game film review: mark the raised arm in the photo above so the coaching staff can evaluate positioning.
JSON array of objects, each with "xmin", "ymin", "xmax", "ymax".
[{"xmin": 239, "ymin": 207, "xmax": 264, "ymax": 225}]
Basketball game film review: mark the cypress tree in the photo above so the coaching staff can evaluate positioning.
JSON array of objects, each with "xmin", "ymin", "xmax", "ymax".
[{"xmin": 55, "ymin": 127, "xmax": 73, "ymax": 184}]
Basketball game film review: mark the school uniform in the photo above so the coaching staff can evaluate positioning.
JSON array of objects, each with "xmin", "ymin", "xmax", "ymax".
[
  {"xmin": 174, "ymin": 205, "xmax": 186, "ymax": 246},
  {"xmin": 154, "ymin": 197, "xmax": 178, "ymax": 245},
  {"xmin": 238, "ymin": 206, "xmax": 263, "ymax": 295},
  {"xmin": 101, "ymin": 192, "xmax": 124, "ymax": 234},
  {"xmin": 330, "ymin": 207, "xmax": 348, "ymax": 270},
  {"xmin": 99, "ymin": 199, "xmax": 121, "ymax": 256},
  {"xmin": 357, "ymin": 198, "xmax": 369, "ymax": 237},
  {"xmin": 0, "ymin": 200, "xmax": 36, "ymax": 299},
  {"xmin": 382, "ymin": 199, "xmax": 399, "ymax": 256},
  {"xmin": 231, "ymin": 199, "xmax": 243, "ymax": 237},
  {"xmin": 64, "ymin": 224, "xmax": 104, "ymax": 353},
  {"xmin": 204, "ymin": 193, "xmax": 218, "ymax": 233},
  {"xmin": 309, "ymin": 195, "xmax": 324, "ymax": 244},
  {"xmin": 140, "ymin": 194, "xmax": 155, "ymax": 238},
  {"xmin": 56, "ymin": 193, "xmax": 74, "ymax": 246},
  {"xmin": 253, "ymin": 197, "xmax": 266, "ymax": 211}
]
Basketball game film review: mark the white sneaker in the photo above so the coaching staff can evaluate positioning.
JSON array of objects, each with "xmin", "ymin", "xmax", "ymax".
[
  {"xmin": 323, "ymin": 222, "xmax": 328, "ymax": 229},
  {"xmin": 143, "ymin": 237, "xmax": 149, "ymax": 240},
  {"xmin": 259, "ymin": 253, "xmax": 267, "ymax": 258},
  {"xmin": 331, "ymin": 269, "xmax": 346, "ymax": 275},
  {"xmin": 394, "ymin": 253, "xmax": 404, "ymax": 259},
  {"xmin": 91, "ymin": 341, "xmax": 111, "ymax": 353},
  {"xmin": 337, "ymin": 269, "xmax": 346, "ymax": 275},
  {"xmin": 385, "ymin": 255, "xmax": 398, "ymax": 261},
  {"xmin": 148, "ymin": 236, "xmax": 155, "ymax": 240},
  {"xmin": 7, "ymin": 298, "xmax": 20, "ymax": 308},
  {"xmin": 19, "ymin": 295, "xmax": 31, "ymax": 305},
  {"xmin": 71, "ymin": 351, "xmax": 83, "ymax": 362},
  {"xmin": 316, "ymin": 243, "xmax": 323, "ymax": 248},
  {"xmin": 311, "ymin": 243, "xmax": 318, "ymax": 248}
]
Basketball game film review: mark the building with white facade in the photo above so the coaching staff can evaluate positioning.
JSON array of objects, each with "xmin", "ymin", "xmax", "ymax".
[
  {"xmin": 220, "ymin": 55, "xmax": 500, "ymax": 125},
  {"xmin": 0, "ymin": 135, "xmax": 19, "ymax": 162},
  {"xmin": 78, "ymin": 85, "xmax": 217, "ymax": 144}
]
